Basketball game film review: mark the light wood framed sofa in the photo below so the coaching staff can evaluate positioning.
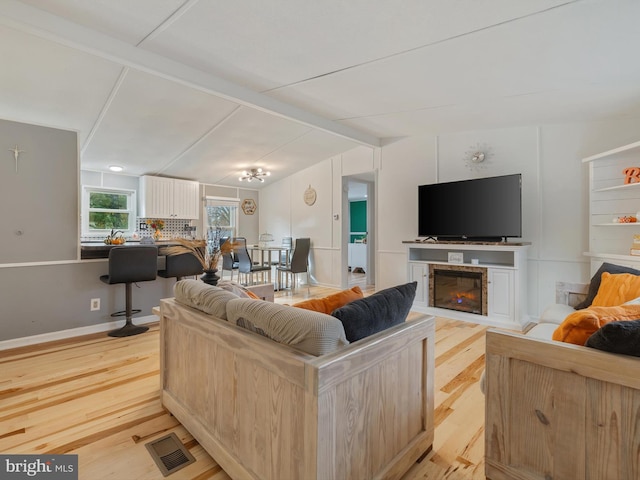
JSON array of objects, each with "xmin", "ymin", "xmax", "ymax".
[
  {"xmin": 159, "ymin": 291, "xmax": 435, "ymax": 480},
  {"xmin": 484, "ymin": 279, "xmax": 640, "ymax": 479}
]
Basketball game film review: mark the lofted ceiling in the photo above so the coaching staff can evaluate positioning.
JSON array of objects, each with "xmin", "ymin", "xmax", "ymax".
[{"xmin": 1, "ymin": 0, "xmax": 639, "ymax": 188}]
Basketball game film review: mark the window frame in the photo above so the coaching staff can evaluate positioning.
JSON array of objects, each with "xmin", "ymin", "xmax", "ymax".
[
  {"xmin": 204, "ymin": 196, "xmax": 240, "ymax": 238},
  {"xmin": 81, "ymin": 185, "xmax": 137, "ymax": 236}
]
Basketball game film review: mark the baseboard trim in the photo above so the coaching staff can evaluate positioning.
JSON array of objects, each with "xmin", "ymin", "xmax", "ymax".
[{"xmin": 0, "ymin": 315, "xmax": 158, "ymax": 351}]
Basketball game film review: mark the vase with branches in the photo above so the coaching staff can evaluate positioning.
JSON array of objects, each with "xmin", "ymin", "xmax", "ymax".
[{"xmin": 164, "ymin": 226, "xmax": 236, "ymax": 285}]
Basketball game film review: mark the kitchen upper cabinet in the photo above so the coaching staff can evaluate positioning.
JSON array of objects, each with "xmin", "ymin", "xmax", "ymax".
[{"xmin": 139, "ymin": 175, "xmax": 200, "ymax": 219}]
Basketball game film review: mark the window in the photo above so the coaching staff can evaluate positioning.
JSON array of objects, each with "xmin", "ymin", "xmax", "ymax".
[
  {"xmin": 82, "ymin": 186, "xmax": 136, "ymax": 235},
  {"xmin": 204, "ymin": 198, "xmax": 238, "ymax": 238}
]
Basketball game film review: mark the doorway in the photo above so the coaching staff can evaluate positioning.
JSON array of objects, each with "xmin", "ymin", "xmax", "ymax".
[{"xmin": 341, "ymin": 173, "xmax": 376, "ymax": 290}]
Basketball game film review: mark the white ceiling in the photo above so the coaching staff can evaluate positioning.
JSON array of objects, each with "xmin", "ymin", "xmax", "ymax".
[{"xmin": 1, "ymin": 0, "xmax": 639, "ymax": 187}]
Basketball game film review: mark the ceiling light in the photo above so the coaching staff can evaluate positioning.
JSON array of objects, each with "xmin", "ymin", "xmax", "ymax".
[
  {"xmin": 239, "ymin": 167, "xmax": 271, "ymax": 183},
  {"xmin": 109, "ymin": 165, "xmax": 123, "ymax": 172}
]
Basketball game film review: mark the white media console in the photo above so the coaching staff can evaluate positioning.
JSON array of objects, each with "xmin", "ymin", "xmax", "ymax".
[{"xmin": 405, "ymin": 241, "xmax": 530, "ymax": 330}]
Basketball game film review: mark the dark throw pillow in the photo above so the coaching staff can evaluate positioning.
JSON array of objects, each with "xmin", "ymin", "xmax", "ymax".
[
  {"xmin": 575, "ymin": 262, "xmax": 640, "ymax": 310},
  {"xmin": 331, "ymin": 282, "xmax": 417, "ymax": 342},
  {"xmin": 585, "ymin": 319, "xmax": 640, "ymax": 357}
]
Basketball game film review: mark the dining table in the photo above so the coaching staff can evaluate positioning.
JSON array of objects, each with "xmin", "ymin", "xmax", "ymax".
[{"xmin": 247, "ymin": 244, "xmax": 291, "ymax": 267}]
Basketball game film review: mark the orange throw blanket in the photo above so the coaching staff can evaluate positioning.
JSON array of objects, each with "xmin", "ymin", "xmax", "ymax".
[{"xmin": 552, "ymin": 304, "xmax": 640, "ymax": 345}]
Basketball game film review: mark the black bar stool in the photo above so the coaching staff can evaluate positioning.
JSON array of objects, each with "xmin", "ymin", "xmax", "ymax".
[
  {"xmin": 100, "ymin": 246, "xmax": 158, "ymax": 337},
  {"xmin": 158, "ymin": 250, "xmax": 203, "ymax": 281}
]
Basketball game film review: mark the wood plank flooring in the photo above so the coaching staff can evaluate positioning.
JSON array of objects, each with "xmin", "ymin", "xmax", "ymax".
[{"xmin": 0, "ymin": 283, "xmax": 487, "ymax": 480}]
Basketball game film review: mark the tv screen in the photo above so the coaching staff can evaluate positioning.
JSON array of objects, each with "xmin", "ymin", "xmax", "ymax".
[{"xmin": 418, "ymin": 174, "xmax": 522, "ymax": 241}]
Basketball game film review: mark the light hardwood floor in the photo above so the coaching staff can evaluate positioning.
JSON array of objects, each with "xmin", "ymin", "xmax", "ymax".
[{"xmin": 0, "ymin": 283, "xmax": 487, "ymax": 480}]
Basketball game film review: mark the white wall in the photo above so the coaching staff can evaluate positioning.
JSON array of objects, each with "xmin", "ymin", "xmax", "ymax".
[
  {"xmin": 261, "ymin": 115, "xmax": 640, "ymax": 318},
  {"xmin": 259, "ymin": 146, "xmax": 377, "ymax": 287}
]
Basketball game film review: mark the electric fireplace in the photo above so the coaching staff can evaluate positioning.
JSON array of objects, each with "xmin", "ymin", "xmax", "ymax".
[{"xmin": 429, "ymin": 265, "xmax": 487, "ymax": 315}]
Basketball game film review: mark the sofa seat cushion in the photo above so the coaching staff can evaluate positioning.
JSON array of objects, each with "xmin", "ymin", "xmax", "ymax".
[
  {"xmin": 552, "ymin": 304, "xmax": 640, "ymax": 345},
  {"xmin": 539, "ymin": 303, "xmax": 576, "ymax": 325},
  {"xmin": 331, "ymin": 282, "xmax": 417, "ymax": 342},
  {"xmin": 292, "ymin": 286, "xmax": 363, "ymax": 314},
  {"xmin": 586, "ymin": 319, "xmax": 640, "ymax": 356},
  {"xmin": 226, "ymin": 298, "xmax": 349, "ymax": 356},
  {"xmin": 526, "ymin": 323, "xmax": 559, "ymax": 340},
  {"xmin": 174, "ymin": 279, "xmax": 239, "ymax": 320}
]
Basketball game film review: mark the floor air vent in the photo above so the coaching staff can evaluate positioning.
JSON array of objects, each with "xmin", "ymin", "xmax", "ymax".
[{"xmin": 145, "ymin": 432, "xmax": 195, "ymax": 477}]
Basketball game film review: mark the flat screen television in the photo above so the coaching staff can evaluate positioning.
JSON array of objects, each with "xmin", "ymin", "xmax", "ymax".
[{"xmin": 418, "ymin": 173, "xmax": 522, "ymax": 241}]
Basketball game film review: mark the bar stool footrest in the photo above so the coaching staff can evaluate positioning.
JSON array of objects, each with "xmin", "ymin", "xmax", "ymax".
[{"xmin": 110, "ymin": 309, "xmax": 142, "ymax": 318}]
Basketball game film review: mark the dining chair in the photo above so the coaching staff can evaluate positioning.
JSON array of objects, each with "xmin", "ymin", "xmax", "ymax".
[
  {"xmin": 220, "ymin": 237, "xmax": 239, "ymax": 281},
  {"xmin": 277, "ymin": 237, "xmax": 310, "ymax": 293},
  {"xmin": 236, "ymin": 241, "xmax": 271, "ymax": 285}
]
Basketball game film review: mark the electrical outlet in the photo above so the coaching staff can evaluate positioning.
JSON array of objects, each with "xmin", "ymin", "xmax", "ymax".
[{"xmin": 90, "ymin": 298, "xmax": 100, "ymax": 311}]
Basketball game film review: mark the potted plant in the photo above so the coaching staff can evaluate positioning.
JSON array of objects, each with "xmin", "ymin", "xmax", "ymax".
[{"xmin": 164, "ymin": 227, "xmax": 236, "ymax": 285}]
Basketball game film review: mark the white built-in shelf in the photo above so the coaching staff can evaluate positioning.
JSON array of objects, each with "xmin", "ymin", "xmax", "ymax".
[
  {"xmin": 593, "ymin": 222, "xmax": 640, "ymax": 226},
  {"xmin": 595, "ymin": 182, "xmax": 640, "ymax": 193},
  {"xmin": 585, "ymin": 139, "xmax": 640, "ymax": 271},
  {"xmin": 584, "ymin": 251, "xmax": 640, "ymax": 262},
  {"xmin": 582, "ymin": 140, "xmax": 640, "ymax": 163}
]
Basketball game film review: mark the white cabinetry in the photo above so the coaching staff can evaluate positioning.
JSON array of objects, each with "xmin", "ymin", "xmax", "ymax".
[
  {"xmin": 139, "ymin": 175, "xmax": 200, "ymax": 219},
  {"xmin": 583, "ymin": 141, "xmax": 640, "ymax": 273},
  {"xmin": 487, "ymin": 268, "xmax": 514, "ymax": 322},
  {"xmin": 406, "ymin": 241, "xmax": 529, "ymax": 330}
]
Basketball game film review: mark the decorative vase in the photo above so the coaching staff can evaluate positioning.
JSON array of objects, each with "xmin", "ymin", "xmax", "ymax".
[
  {"xmin": 201, "ymin": 269, "xmax": 220, "ymax": 286},
  {"xmin": 153, "ymin": 230, "xmax": 161, "ymax": 241}
]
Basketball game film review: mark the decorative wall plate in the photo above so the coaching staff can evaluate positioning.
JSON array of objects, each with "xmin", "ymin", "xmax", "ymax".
[
  {"xmin": 241, "ymin": 198, "xmax": 256, "ymax": 215},
  {"xmin": 304, "ymin": 185, "xmax": 317, "ymax": 206}
]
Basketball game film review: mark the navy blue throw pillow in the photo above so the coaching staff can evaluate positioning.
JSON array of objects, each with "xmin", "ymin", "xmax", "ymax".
[
  {"xmin": 585, "ymin": 319, "xmax": 640, "ymax": 357},
  {"xmin": 331, "ymin": 282, "xmax": 417, "ymax": 342}
]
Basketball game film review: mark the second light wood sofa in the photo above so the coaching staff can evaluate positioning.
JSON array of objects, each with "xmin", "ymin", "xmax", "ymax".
[{"xmin": 159, "ymin": 280, "xmax": 436, "ymax": 480}]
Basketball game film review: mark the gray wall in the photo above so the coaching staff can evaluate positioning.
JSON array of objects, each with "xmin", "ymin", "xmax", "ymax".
[
  {"xmin": 0, "ymin": 133, "xmax": 262, "ymax": 341},
  {"xmin": 0, "ymin": 119, "xmax": 78, "ymax": 263},
  {"xmin": 0, "ymin": 261, "xmax": 175, "ymax": 340}
]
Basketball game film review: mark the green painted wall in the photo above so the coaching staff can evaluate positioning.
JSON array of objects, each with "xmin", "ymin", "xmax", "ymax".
[{"xmin": 350, "ymin": 200, "xmax": 367, "ymax": 243}]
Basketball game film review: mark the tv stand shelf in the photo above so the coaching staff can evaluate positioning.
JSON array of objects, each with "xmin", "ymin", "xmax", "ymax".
[{"xmin": 405, "ymin": 241, "xmax": 530, "ymax": 330}]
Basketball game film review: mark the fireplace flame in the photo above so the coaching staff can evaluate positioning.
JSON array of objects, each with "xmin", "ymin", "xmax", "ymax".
[{"xmin": 451, "ymin": 291, "xmax": 477, "ymax": 304}]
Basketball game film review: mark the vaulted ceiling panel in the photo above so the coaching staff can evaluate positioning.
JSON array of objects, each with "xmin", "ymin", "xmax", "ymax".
[
  {"xmin": 17, "ymin": 0, "xmax": 185, "ymax": 45},
  {"xmin": 160, "ymin": 106, "xmax": 313, "ymax": 185},
  {"xmin": 0, "ymin": 25, "xmax": 123, "ymax": 141},
  {"xmin": 342, "ymin": 84, "xmax": 640, "ymax": 138},
  {"xmin": 142, "ymin": 0, "xmax": 570, "ymax": 91},
  {"xmin": 268, "ymin": 1, "xmax": 640, "ymax": 134},
  {"xmin": 81, "ymin": 69, "xmax": 241, "ymax": 176},
  {"xmin": 261, "ymin": 129, "xmax": 362, "ymax": 173}
]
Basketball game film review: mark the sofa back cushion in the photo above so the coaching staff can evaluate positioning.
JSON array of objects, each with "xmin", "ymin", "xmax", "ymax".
[
  {"xmin": 292, "ymin": 286, "xmax": 363, "ymax": 314},
  {"xmin": 591, "ymin": 272, "xmax": 640, "ymax": 307},
  {"xmin": 174, "ymin": 279, "xmax": 238, "ymax": 320},
  {"xmin": 331, "ymin": 282, "xmax": 417, "ymax": 342},
  {"xmin": 575, "ymin": 262, "xmax": 640, "ymax": 309},
  {"xmin": 226, "ymin": 298, "xmax": 349, "ymax": 356}
]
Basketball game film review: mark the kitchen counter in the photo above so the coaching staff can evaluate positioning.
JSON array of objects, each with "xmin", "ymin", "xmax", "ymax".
[{"xmin": 80, "ymin": 240, "xmax": 181, "ymax": 259}]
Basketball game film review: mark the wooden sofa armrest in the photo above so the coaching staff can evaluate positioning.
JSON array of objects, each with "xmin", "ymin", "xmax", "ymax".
[{"xmin": 485, "ymin": 329, "xmax": 640, "ymax": 480}]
